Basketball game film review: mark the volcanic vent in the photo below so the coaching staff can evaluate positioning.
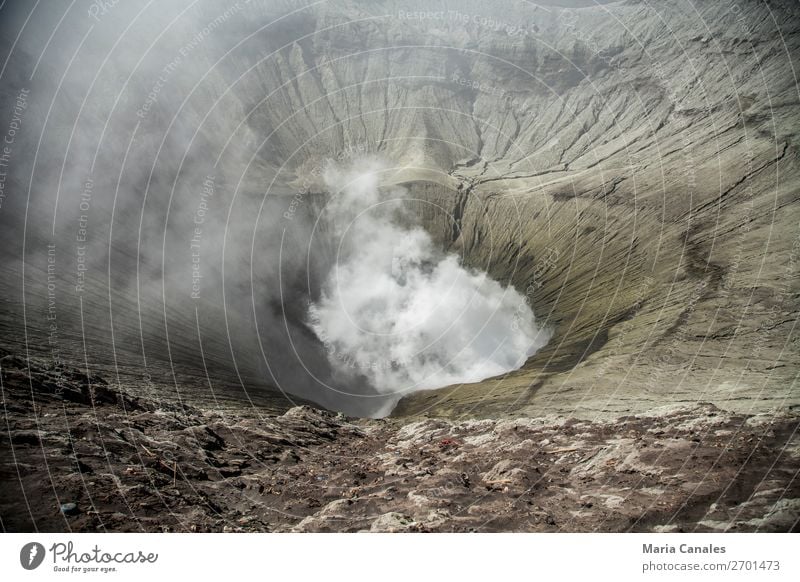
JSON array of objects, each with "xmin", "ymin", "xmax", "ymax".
[
  {"xmin": 0, "ymin": 0, "xmax": 797, "ymax": 420},
  {"xmin": 0, "ymin": 0, "xmax": 799, "ymax": 533}
]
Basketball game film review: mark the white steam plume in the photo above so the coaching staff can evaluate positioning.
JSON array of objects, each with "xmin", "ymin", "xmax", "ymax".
[{"xmin": 307, "ymin": 158, "xmax": 550, "ymax": 416}]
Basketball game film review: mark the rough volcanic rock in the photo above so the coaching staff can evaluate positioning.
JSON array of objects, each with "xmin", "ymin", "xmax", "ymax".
[
  {"xmin": 0, "ymin": 0, "xmax": 798, "ymax": 531},
  {"xmin": 2, "ymin": 357, "xmax": 797, "ymax": 532}
]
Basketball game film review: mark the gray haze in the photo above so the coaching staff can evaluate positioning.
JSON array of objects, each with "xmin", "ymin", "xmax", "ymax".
[
  {"xmin": 0, "ymin": 0, "xmax": 569, "ymax": 415},
  {"xmin": 1, "ymin": 0, "xmax": 797, "ymax": 417}
]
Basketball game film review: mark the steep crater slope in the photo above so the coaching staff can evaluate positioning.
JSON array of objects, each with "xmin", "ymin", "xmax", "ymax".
[
  {"xmin": 0, "ymin": 0, "xmax": 797, "ymax": 419},
  {"xmin": 1, "ymin": 0, "xmax": 799, "ymax": 534}
]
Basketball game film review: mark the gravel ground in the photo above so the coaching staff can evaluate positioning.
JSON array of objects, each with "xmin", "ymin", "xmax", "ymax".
[{"xmin": 2, "ymin": 353, "xmax": 798, "ymax": 533}]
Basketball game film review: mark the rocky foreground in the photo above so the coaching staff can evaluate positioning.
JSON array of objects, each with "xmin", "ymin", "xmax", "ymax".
[{"xmin": 1, "ymin": 354, "xmax": 798, "ymax": 533}]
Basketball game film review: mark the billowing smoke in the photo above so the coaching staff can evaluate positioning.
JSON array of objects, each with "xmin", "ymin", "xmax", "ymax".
[
  {"xmin": 0, "ymin": 0, "xmax": 554, "ymax": 418},
  {"xmin": 308, "ymin": 159, "xmax": 550, "ymax": 416}
]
